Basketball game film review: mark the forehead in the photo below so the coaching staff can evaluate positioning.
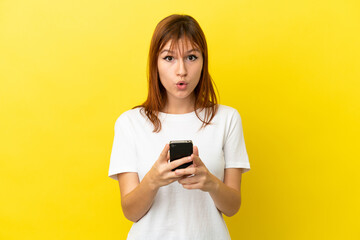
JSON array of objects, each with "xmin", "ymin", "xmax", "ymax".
[{"xmin": 159, "ymin": 38, "xmax": 200, "ymax": 55}]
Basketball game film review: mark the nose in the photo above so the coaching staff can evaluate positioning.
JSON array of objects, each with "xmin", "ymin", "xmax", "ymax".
[{"xmin": 176, "ymin": 59, "xmax": 187, "ymax": 78}]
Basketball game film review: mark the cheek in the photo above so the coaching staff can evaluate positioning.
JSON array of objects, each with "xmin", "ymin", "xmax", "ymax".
[
  {"xmin": 158, "ymin": 60, "xmax": 169, "ymax": 75},
  {"xmin": 157, "ymin": 65, "xmax": 171, "ymax": 88},
  {"xmin": 194, "ymin": 63, "xmax": 203, "ymax": 80},
  {"xmin": 198, "ymin": 66, "xmax": 203, "ymax": 77},
  {"xmin": 157, "ymin": 63, "xmax": 165, "ymax": 79},
  {"xmin": 158, "ymin": 67, "xmax": 168, "ymax": 82}
]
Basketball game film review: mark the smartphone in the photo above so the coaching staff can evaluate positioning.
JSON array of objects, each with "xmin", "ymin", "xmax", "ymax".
[{"xmin": 169, "ymin": 140, "xmax": 193, "ymax": 171}]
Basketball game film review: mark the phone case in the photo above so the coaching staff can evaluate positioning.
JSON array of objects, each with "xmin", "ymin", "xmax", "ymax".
[{"xmin": 169, "ymin": 140, "xmax": 193, "ymax": 171}]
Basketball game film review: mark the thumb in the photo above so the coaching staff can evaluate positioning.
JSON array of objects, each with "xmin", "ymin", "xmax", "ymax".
[
  {"xmin": 191, "ymin": 155, "xmax": 204, "ymax": 167},
  {"xmin": 158, "ymin": 144, "xmax": 170, "ymax": 162},
  {"xmin": 193, "ymin": 145, "xmax": 199, "ymax": 156}
]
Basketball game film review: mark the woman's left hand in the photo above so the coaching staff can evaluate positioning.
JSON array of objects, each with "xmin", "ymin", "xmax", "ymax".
[{"xmin": 175, "ymin": 146, "xmax": 220, "ymax": 192}]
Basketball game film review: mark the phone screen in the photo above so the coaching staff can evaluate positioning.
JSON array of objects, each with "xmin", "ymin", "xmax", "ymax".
[{"xmin": 169, "ymin": 140, "xmax": 193, "ymax": 171}]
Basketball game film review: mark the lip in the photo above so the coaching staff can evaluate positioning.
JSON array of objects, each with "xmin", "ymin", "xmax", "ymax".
[
  {"xmin": 176, "ymin": 81, "xmax": 188, "ymax": 90},
  {"xmin": 176, "ymin": 81, "xmax": 187, "ymax": 86}
]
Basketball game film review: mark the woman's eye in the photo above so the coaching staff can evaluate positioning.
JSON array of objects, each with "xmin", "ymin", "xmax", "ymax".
[
  {"xmin": 163, "ymin": 56, "xmax": 173, "ymax": 61},
  {"xmin": 163, "ymin": 55, "xmax": 198, "ymax": 62},
  {"xmin": 187, "ymin": 55, "xmax": 198, "ymax": 61}
]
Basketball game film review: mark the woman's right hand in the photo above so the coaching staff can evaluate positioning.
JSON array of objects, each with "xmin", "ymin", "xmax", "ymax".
[
  {"xmin": 146, "ymin": 144, "xmax": 193, "ymax": 190},
  {"xmin": 118, "ymin": 143, "xmax": 193, "ymax": 222}
]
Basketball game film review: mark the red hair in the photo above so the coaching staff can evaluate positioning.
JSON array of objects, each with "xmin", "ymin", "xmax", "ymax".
[{"xmin": 136, "ymin": 14, "xmax": 218, "ymax": 132}]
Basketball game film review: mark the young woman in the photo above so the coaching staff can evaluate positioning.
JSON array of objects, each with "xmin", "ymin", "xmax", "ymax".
[{"xmin": 108, "ymin": 14, "xmax": 250, "ymax": 240}]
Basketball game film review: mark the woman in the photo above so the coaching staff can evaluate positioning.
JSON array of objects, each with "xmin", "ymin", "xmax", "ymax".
[{"xmin": 108, "ymin": 14, "xmax": 250, "ymax": 240}]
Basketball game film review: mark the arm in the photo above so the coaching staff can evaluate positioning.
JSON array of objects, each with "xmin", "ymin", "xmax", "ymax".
[
  {"xmin": 208, "ymin": 168, "xmax": 242, "ymax": 217},
  {"xmin": 117, "ymin": 144, "xmax": 194, "ymax": 222},
  {"xmin": 117, "ymin": 172, "xmax": 157, "ymax": 222},
  {"xmin": 176, "ymin": 146, "xmax": 243, "ymax": 216}
]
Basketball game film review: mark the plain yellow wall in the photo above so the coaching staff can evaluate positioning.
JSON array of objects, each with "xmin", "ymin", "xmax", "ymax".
[{"xmin": 1, "ymin": 0, "xmax": 359, "ymax": 239}]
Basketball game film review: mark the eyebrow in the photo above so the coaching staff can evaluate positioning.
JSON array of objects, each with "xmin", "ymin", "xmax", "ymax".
[{"xmin": 160, "ymin": 49, "xmax": 201, "ymax": 54}]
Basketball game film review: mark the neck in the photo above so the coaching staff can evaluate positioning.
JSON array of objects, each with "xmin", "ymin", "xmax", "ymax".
[{"xmin": 162, "ymin": 94, "xmax": 196, "ymax": 114}]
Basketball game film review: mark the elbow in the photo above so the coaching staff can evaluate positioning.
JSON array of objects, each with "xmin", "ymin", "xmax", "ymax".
[
  {"xmin": 124, "ymin": 213, "xmax": 140, "ymax": 223},
  {"xmin": 223, "ymin": 197, "xmax": 241, "ymax": 217},
  {"xmin": 224, "ymin": 212, "xmax": 236, "ymax": 217},
  {"xmin": 121, "ymin": 200, "xmax": 149, "ymax": 223},
  {"xmin": 122, "ymin": 208, "xmax": 141, "ymax": 222},
  {"xmin": 121, "ymin": 201, "xmax": 141, "ymax": 223},
  {"xmin": 122, "ymin": 209, "xmax": 136, "ymax": 222},
  {"xmin": 223, "ymin": 205, "xmax": 240, "ymax": 217}
]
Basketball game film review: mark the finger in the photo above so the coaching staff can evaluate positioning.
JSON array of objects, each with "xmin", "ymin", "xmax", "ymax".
[
  {"xmin": 159, "ymin": 144, "xmax": 170, "ymax": 162},
  {"xmin": 176, "ymin": 165, "xmax": 195, "ymax": 178},
  {"xmin": 191, "ymin": 154, "xmax": 203, "ymax": 167},
  {"xmin": 178, "ymin": 175, "xmax": 200, "ymax": 185},
  {"xmin": 182, "ymin": 183, "xmax": 202, "ymax": 190},
  {"xmin": 175, "ymin": 165, "xmax": 197, "ymax": 176},
  {"xmin": 165, "ymin": 171, "xmax": 183, "ymax": 181},
  {"xmin": 168, "ymin": 156, "xmax": 193, "ymax": 171},
  {"xmin": 193, "ymin": 145, "xmax": 199, "ymax": 156}
]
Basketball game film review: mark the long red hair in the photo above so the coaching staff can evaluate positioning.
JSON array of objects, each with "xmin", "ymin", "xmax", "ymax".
[{"xmin": 136, "ymin": 14, "xmax": 218, "ymax": 132}]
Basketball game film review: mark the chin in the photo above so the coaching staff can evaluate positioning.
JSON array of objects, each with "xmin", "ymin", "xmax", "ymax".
[{"xmin": 170, "ymin": 92, "xmax": 192, "ymax": 100}]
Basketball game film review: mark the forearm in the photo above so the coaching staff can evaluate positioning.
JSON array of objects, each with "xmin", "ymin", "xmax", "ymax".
[
  {"xmin": 119, "ymin": 144, "xmax": 188, "ymax": 222},
  {"xmin": 209, "ymin": 175, "xmax": 241, "ymax": 217},
  {"xmin": 121, "ymin": 173, "xmax": 159, "ymax": 222}
]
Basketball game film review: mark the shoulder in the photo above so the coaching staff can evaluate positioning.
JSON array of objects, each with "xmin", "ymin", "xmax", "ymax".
[
  {"xmin": 114, "ymin": 107, "xmax": 145, "ymax": 127},
  {"xmin": 216, "ymin": 104, "xmax": 242, "ymax": 120}
]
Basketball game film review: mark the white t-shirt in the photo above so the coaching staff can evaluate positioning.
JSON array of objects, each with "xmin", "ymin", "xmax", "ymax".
[{"xmin": 108, "ymin": 104, "xmax": 250, "ymax": 240}]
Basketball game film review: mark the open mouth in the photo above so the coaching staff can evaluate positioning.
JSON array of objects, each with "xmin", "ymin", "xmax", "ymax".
[
  {"xmin": 176, "ymin": 81, "xmax": 187, "ymax": 86},
  {"xmin": 176, "ymin": 81, "xmax": 187, "ymax": 90}
]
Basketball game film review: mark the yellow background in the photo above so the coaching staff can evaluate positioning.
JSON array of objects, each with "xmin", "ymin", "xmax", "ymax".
[{"xmin": 1, "ymin": 0, "xmax": 359, "ymax": 239}]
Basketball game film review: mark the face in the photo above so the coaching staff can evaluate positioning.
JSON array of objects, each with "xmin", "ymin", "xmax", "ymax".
[{"xmin": 157, "ymin": 38, "xmax": 203, "ymax": 104}]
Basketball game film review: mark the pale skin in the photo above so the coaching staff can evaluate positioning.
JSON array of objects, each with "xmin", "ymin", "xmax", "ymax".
[{"xmin": 117, "ymin": 38, "xmax": 243, "ymax": 222}]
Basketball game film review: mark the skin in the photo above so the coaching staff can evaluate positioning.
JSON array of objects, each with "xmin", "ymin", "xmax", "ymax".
[
  {"xmin": 118, "ymin": 38, "xmax": 243, "ymax": 222},
  {"xmin": 157, "ymin": 38, "xmax": 203, "ymax": 114}
]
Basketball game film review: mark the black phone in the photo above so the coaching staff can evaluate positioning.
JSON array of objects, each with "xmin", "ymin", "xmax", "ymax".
[{"xmin": 169, "ymin": 140, "xmax": 193, "ymax": 171}]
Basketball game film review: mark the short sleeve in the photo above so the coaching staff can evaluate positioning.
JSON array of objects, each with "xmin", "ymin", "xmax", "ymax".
[
  {"xmin": 223, "ymin": 110, "xmax": 250, "ymax": 173},
  {"xmin": 108, "ymin": 114, "xmax": 138, "ymax": 181}
]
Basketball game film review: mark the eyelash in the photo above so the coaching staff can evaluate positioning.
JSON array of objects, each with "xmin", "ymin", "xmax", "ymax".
[{"xmin": 163, "ymin": 55, "xmax": 198, "ymax": 62}]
